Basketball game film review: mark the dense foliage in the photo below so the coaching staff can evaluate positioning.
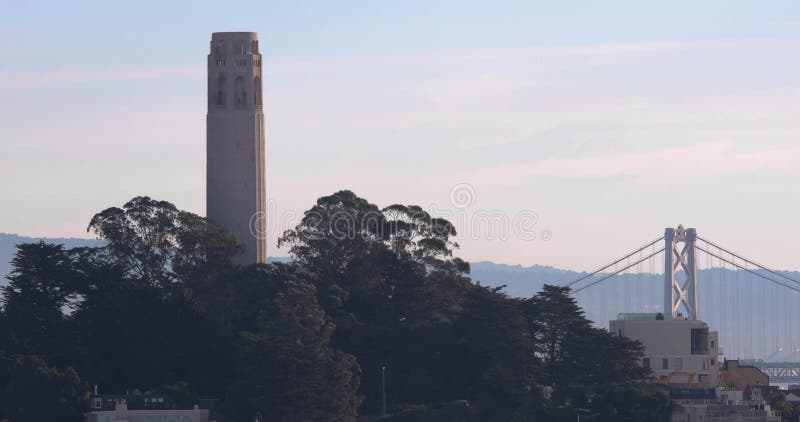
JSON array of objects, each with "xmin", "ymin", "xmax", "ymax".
[{"xmin": 0, "ymin": 192, "xmax": 665, "ymax": 421}]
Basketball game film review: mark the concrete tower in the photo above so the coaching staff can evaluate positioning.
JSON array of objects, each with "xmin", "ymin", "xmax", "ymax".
[{"xmin": 206, "ymin": 32, "xmax": 266, "ymax": 264}]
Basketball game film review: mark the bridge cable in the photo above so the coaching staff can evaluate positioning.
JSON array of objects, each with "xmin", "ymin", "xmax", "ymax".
[
  {"xmin": 694, "ymin": 245, "xmax": 800, "ymax": 294},
  {"xmin": 571, "ymin": 248, "xmax": 665, "ymax": 295},
  {"xmin": 564, "ymin": 236, "xmax": 664, "ymax": 288},
  {"xmin": 697, "ymin": 236, "xmax": 800, "ymax": 286},
  {"xmin": 698, "ymin": 236, "xmax": 800, "ymax": 358}
]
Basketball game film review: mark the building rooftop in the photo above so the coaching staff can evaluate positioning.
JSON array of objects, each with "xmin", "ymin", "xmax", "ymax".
[
  {"xmin": 616, "ymin": 312, "xmax": 665, "ymax": 320},
  {"xmin": 89, "ymin": 394, "xmax": 215, "ymax": 412}
]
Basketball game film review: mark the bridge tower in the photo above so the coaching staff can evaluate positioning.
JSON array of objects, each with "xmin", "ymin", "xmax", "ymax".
[{"xmin": 664, "ymin": 225, "xmax": 699, "ymax": 320}]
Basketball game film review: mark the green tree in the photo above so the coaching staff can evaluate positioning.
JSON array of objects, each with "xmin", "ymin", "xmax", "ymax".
[
  {"xmin": 278, "ymin": 190, "xmax": 386, "ymax": 285},
  {"xmin": 222, "ymin": 264, "xmax": 362, "ymax": 421},
  {"xmin": 589, "ymin": 382, "xmax": 671, "ymax": 422},
  {"xmin": 524, "ymin": 285, "xmax": 652, "ymax": 414},
  {"xmin": 69, "ymin": 198, "xmax": 241, "ymax": 398},
  {"xmin": 0, "ymin": 193, "xmax": 670, "ymax": 422},
  {"xmin": 70, "ymin": 284, "xmax": 229, "ymax": 396},
  {"xmin": 278, "ymin": 191, "xmax": 467, "ymax": 284},
  {"xmin": 523, "ymin": 284, "xmax": 592, "ymax": 373},
  {"xmin": 0, "ymin": 354, "xmax": 87, "ymax": 422},
  {"xmin": 1, "ymin": 242, "xmax": 77, "ymax": 364},
  {"xmin": 278, "ymin": 191, "xmax": 474, "ymax": 414},
  {"xmin": 770, "ymin": 391, "xmax": 800, "ymax": 421},
  {"xmin": 382, "ymin": 203, "xmax": 469, "ymax": 274},
  {"xmin": 87, "ymin": 196, "xmax": 240, "ymax": 297},
  {"xmin": 444, "ymin": 286, "xmax": 539, "ymax": 421},
  {"xmin": 567, "ymin": 328, "xmax": 650, "ymax": 387}
]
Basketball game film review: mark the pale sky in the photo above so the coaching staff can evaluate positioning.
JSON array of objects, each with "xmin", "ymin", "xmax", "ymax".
[{"xmin": 1, "ymin": 1, "xmax": 799, "ymax": 271}]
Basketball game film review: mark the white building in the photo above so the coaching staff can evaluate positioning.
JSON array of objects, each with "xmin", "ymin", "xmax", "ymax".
[
  {"xmin": 669, "ymin": 387, "xmax": 781, "ymax": 422},
  {"xmin": 609, "ymin": 313, "xmax": 719, "ymax": 388},
  {"xmin": 85, "ymin": 395, "xmax": 215, "ymax": 422}
]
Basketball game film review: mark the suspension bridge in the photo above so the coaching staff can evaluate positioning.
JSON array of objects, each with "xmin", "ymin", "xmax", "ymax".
[{"xmin": 564, "ymin": 225, "xmax": 800, "ymax": 384}]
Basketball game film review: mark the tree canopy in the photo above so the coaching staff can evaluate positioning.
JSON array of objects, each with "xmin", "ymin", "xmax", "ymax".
[{"xmin": 0, "ymin": 191, "xmax": 662, "ymax": 421}]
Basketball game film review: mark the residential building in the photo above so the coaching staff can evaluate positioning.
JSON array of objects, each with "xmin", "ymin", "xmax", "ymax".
[
  {"xmin": 670, "ymin": 387, "xmax": 781, "ymax": 422},
  {"xmin": 610, "ymin": 313, "xmax": 719, "ymax": 388},
  {"xmin": 721, "ymin": 359, "xmax": 770, "ymax": 391},
  {"xmin": 85, "ymin": 394, "xmax": 216, "ymax": 422}
]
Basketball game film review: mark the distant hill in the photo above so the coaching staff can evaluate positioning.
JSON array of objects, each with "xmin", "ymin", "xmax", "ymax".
[
  {"xmin": 469, "ymin": 261, "xmax": 582, "ymax": 298},
  {"xmin": 0, "ymin": 233, "xmax": 295, "ymax": 282}
]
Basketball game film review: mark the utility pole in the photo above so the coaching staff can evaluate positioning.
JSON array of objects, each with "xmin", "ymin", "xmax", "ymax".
[{"xmin": 381, "ymin": 366, "xmax": 387, "ymax": 417}]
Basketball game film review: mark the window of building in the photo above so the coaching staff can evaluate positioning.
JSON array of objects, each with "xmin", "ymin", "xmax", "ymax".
[
  {"xmin": 252, "ymin": 40, "xmax": 259, "ymax": 54},
  {"xmin": 642, "ymin": 358, "xmax": 650, "ymax": 369},
  {"xmin": 662, "ymin": 358, "xmax": 669, "ymax": 369},
  {"xmin": 675, "ymin": 358, "xmax": 682, "ymax": 370},
  {"xmin": 234, "ymin": 76, "xmax": 246, "ymax": 109},
  {"xmin": 710, "ymin": 340, "xmax": 715, "ymax": 349},
  {"xmin": 691, "ymin": 328, "xmax": 709, "ymax": 354},
  {"xmin": 238, "ymin": 40, "xmax": 245, "ymax": 54},
  {"xmin": 215, "ymin": 74, "xmax": 226, "ymax": 107}
]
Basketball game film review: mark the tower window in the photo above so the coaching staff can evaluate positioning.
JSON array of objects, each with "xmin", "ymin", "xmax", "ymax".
[
  {"xmin": 215, "ymin": 40, "xmax": 226, "ymax": 57},
  {"xmin": 252, "ymin": 40, "xmax": 259, "ymax": 54},
  {"xmin": 234, "ymin": 76, "xmax": 246, "ymax": 109},
  {"xmin": 238, "ymin": 40, "xmax": 245, "ymax": 54},
  {"xmin": 215, "ymin": 74, "xmax": 226, "ymax": 107}
]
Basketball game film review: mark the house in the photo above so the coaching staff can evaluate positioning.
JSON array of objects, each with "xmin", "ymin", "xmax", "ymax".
[
  {"xmin": 785, "ymin": 392, "xmax": 800, "ymax": 404},
  {"xmin": 669, "ymin": 387, "xmax": 781, "ymax": 422},
  {"xmin": 721, "ymin": 359, "xmax": 769, "ymax": 391}
]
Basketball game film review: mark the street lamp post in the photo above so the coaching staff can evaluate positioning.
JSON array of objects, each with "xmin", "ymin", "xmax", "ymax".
[{"xmin": 381, "ymin": 365, "xmax": 387, "ymax": 417}]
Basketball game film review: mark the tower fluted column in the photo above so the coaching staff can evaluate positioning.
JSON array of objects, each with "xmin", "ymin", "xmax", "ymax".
[{"xmin": 206, "ymin": 32, "xmax": 266, "ymax": 264}]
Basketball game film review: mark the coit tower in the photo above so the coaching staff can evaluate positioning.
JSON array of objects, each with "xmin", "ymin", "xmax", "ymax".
[{"xmin": 206, "ymin": 32, "xmax": 266, "ymax": 264}]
